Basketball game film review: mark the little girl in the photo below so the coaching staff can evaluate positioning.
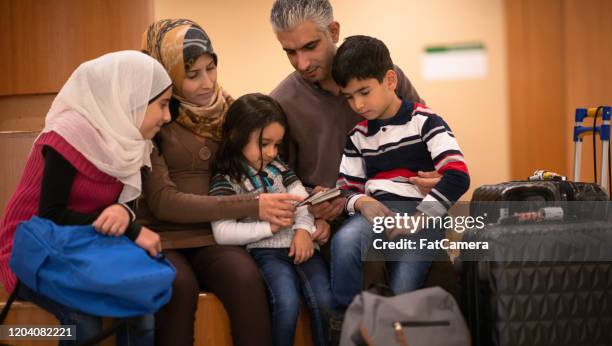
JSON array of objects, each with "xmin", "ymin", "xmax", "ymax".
[{"xmin": 209, "ymin": 93, "xmax": 332, "ymax": 346}]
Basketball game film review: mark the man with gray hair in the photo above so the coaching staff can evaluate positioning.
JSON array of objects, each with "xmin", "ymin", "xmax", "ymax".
[
  {"xmin": 269, "ymin": 0, "xmax": 434, "ymax": 221},
  {"xmin": 268, "ymin": 0, "xmax": 454, "ymax": 329}
]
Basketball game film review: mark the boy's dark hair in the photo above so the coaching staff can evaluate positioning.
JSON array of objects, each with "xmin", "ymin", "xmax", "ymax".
[
  {"xmin": 332, "ymin": 35, "xmax": 394, "ymax": 88},
  {"xmin": 213, "ymin": 93, "xmax": 288, "ymax": 182}
]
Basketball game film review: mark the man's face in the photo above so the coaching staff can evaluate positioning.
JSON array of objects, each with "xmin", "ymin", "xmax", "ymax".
[{"xmin": 275, "ymin": 20, "xmax": 339, "ymax": 83}]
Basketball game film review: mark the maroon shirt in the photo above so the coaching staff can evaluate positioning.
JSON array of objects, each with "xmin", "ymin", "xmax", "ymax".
[{"xmin": 0, "ymin": 132, "xmax": 123, "ymax": 293}]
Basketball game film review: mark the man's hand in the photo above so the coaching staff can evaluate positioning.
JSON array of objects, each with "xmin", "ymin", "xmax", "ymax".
[
  {"xmin": 408, "ymin": 171, "xmax": 442, "ymax": 195},
  {"xmin": 307, "ymin": 186, "xmax": 344, "ymax": 220},
  {"xmin": 289, "ymin": 229, "xmax": 314, "ymax": 264},
  {"xmin": 93, "ymin": 204, "xmax": 130, "ymax": 236},
  {"xmin": 311, "ymin": 219, "xmax": 331, "ymax": 245},
  {"xmin": 355, "ymin": 196, "xmax": 395, "ymax": 223},
  {"xmin": 259, "ymin": 193, "xmax": 303, "ymax": 228}
]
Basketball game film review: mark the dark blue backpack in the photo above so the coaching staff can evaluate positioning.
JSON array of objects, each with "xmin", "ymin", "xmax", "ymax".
[{"xmin": 8, "ymin": 216, "xmax": 175, "ymax": 317}]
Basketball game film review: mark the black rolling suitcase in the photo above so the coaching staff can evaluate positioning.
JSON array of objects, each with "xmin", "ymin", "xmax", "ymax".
[
  {"xmin": 460, "ymin": 221, "xmax": 612, "ymax": 346},
  {"xmin": 461, "ymin": 106, "xmax": 612, "ymax": 346}
]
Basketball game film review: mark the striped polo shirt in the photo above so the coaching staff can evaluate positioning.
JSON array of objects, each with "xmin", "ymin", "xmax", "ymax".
[{"xmin": 337, "ymin": 100, "xmax": 470, "ymax": 217}]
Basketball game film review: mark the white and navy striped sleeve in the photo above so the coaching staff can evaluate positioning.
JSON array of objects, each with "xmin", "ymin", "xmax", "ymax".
[
  {"xmin": 336, "ymin": 125, "xmax": 368, "ymax": 214},
  {"xmin": 417, "ymin": 109, "xmax": 470, "ymax": 217}
]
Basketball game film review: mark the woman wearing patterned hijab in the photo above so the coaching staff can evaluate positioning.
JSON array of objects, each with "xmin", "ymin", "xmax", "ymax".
[
  {"xmin": 143, "ymin": 18, "xmax": 230, "ymax": 141},
  {"xmin": 139, "ymin": 19, "xmax": 300, "ymax": 346}
]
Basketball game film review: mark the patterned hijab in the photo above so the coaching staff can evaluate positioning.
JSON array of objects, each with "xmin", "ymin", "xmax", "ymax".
[{"xmin": 142, "ymin": 19, "xmax": 232, "ymax": 141}]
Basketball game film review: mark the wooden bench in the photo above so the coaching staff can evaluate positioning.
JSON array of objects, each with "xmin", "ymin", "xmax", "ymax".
[{"xmin": 1, "ymin": 287, "xmax": 313, "ymax": 346}]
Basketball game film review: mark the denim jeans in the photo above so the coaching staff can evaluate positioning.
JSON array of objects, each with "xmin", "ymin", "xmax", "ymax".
[
  {"xmin": 17, "ymin": 283, "xmax": 154, "ymax": 346},
  {"xmin": 250, "ymin": 248, "xmax": 332, "ymax": 346},
  {"xmin": 330, "ymin": 213, "xmax": 441, "ymax": 310}
]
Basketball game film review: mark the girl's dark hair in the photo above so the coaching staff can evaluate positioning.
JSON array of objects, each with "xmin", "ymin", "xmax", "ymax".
[{"xmin": 213, "ymin": 93, "xmax": 288, "ymax": 182}]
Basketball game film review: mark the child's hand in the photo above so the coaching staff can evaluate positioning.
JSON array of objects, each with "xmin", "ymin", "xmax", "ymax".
[
  {"xmin": 354, "ymin": 196, "xmax": 395, "ymax": 223},
  {"xmin": 270, "ymin": 222, "xmax": 288, "ymax": 234},
  {"xmin": 93, "ymin": 204, "xmax": 130, "ymax": 236},
  {"xmin": 311, "ymin": 219, "xmax": 330, "ymax": 245},
  {"xmin": 289, "ymin": 229, "xmax": 314, "ymax": 264},
  {"xmin": 407, "ymin": 171, "xmax": 442, "ymax": 196},
  {"xmin": 134, "ymin": 226, "xmax": 162, "ymax": 257}
]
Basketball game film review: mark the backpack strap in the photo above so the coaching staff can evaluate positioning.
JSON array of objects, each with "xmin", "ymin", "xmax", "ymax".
[
  {"xmin": 79, "ymin": 319, "xmax": 126, "ymax": 346},
  {"xmin": 0, "ymin": 281, "xmax": 20, "ymax": 324}
]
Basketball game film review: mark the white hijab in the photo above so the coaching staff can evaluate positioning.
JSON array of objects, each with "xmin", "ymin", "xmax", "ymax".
[{"xmin": 41, "ymin": 50, "xmax": 171, "ymax": 203}]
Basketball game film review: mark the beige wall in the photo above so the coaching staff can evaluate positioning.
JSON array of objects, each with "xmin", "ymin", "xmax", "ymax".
[{"xmin": 157, "ymin": 0, "xmax": 510, "ymax": 199}]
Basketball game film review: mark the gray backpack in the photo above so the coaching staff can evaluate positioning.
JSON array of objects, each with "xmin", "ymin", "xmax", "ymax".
[{"xmin": 340, "ymin": 286, "xmax": 470, "ymax": 346}]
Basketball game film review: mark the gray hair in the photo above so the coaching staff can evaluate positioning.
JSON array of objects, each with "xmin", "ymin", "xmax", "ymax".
[{"xmin": 270, "ymin": 0, "xmax": 334, "ymax": 32}]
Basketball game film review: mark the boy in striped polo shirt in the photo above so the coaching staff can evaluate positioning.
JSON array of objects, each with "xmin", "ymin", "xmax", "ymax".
[{"xmin": 329, "ymin": 35, "xmax": 470, "ymax": 310}]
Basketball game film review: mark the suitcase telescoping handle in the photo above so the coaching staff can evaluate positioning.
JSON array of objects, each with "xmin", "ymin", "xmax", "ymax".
[{"xmin": 573, "ymin": 106, "xmax": 611, "ymax": 191}]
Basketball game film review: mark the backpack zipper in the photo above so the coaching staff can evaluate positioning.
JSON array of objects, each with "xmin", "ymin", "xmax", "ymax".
[{"xmin": 394, "ymin": 320, "xmax": 450, "ymax": 329}]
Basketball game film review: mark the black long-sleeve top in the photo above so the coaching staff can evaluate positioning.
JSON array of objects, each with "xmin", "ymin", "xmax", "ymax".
[{"xmin": 38, "ymin": 146, "xmax": 142, "ymax": 241}]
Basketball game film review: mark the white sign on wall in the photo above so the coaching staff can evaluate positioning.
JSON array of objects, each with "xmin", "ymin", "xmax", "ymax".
[{"xmin": 421, "ymin": 43, "xmax": 487, "ymax": 81}]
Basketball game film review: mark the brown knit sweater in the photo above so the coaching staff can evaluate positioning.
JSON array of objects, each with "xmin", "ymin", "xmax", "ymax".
[{"xmin": 136, "ymin": 122, "xmax": 258, "ymax": 246}]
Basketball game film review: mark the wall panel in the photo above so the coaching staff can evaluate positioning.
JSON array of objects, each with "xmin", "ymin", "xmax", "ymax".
[
  {"xmin": 0, "ymin": 0, "xmax": 153, "ymax": 96},
  {"xmin": 507, "ymin": 0, "xmax": 612, "ymax": 182},
  {"xmin": 564, "ymin": 0, "xmax": 612, "ymax": 183},
  {"xmin": 507, "ymin": 0, "xmax": 567, "ymax": 179}
]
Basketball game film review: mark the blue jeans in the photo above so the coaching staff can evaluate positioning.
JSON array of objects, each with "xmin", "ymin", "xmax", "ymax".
[
  {"xmin": 331, "ymin": 213, "xmax": 440, "ymax": 310},
  {"xmin": 17, "ymin": 283, "xmax": 154, "ymax": 346},
  {"xmin": 250, "ymin": 248, "xmax": 332, "ymax": 346}
]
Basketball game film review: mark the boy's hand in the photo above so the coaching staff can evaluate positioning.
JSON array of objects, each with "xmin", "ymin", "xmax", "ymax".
[
  {"xmin": 134, "ymin": 226, "xmax": 162, "ymax": 257},
  {"xmin": 355, "ymin": 196, "xmax": 395, "ymax": 223},
  {"xmin": 408, "ymin": 171, "xmax": 442, "ymax": 195},
  {"xmin": 311, "ymin": 219, "xmax": 330, "ymax": 245},
  {"xmin": 93, "ymin": 204, "xmax": 130, "ymax": 236},
  {"xmin": 289, "ymin": 229, "xmax": 314, "ymax": 264},
  {"xmin": 308, "ymin": 186, "xmax": 345, "ymax": 220}
]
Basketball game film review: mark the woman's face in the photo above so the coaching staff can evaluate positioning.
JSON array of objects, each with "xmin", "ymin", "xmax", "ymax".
[
  {"xmin": 181, "ymin": 54, "xmax": 218, "ymax": 106},
  {"xmin": 140, "ymin": 88, "xmax": 172, "ymax": 139}
]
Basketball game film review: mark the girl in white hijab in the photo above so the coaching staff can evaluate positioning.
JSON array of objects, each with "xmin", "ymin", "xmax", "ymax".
[
  {"xmin": 43, "ymin": 50, "xmax": 171, "ymax": 203},
  {"xmin": 0, "ymin": 50, "xmax": 172, "ymax": 346}
]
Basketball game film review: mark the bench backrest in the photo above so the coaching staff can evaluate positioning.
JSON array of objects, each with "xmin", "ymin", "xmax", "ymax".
[{"xmin": 0, "ymin": 131, "xmax": 39, "ymax": 216}]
